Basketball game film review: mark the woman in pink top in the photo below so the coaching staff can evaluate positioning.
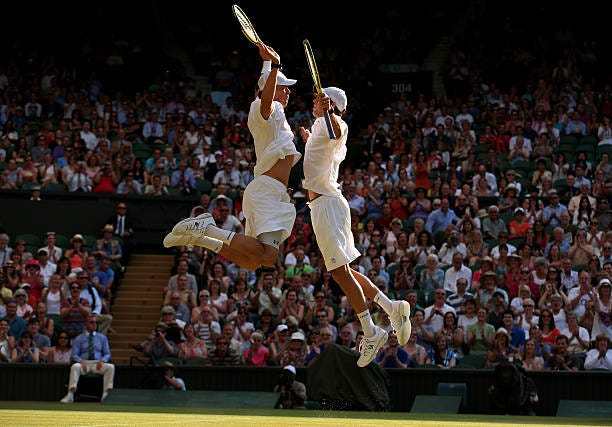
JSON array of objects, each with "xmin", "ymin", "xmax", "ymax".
[{"xmin": 244, "ymin": 331, "xmax": 269, "ymax": 367}]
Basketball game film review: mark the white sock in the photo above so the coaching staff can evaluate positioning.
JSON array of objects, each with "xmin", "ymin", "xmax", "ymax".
[
  {"xmin": 373, "ymin": 291, "xmax": 393, "ymax": 314},
  {"xmin": 205, "ymin": 225, "xmax": 236, "ymax": 245},
  {"xmin": 357, "ymin": 309, "xmax": 375, "ymax": 337},
  {"xmin": 199, "ymin": 236, "xmax": 223, "ymax": 253}
]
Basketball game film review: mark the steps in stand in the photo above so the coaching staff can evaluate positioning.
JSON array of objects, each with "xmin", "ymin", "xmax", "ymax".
[{"xmin": 109, "ymin": 253, "xmax": 174, "ymax": 365}]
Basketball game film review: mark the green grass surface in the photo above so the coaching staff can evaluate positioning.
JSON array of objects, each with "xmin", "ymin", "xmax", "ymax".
[{"xmin": 0, "ymin": 402, "xmax": 609, "ymax": 427}]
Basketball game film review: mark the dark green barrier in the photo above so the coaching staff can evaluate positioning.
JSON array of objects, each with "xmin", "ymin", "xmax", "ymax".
[{"xmin": 0, "ymin": 363, "xmax": 610, "ymax": 416}]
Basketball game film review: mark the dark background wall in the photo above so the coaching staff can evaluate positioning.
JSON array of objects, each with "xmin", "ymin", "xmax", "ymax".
[{"xmin": 0, "ymin": 190, "xmax": 197, "ymax": 252}]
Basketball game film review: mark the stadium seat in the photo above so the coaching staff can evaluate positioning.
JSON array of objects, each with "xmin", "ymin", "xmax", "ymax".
[
  {"xmin": 15, "ymin": 233, "xmax": 41, "ymax": 248},
  {"xmin": 45, "ymin": 183, "xmax": 67, "ymax": 192},
  {"xmin": 82, "ymin": 234, "xmax": 99, "ymax": 251},
  {"xmin": 457, "ymin": 354, "xmax": 487, "ymax": 369},
  {"xmin": 195, "ymin": 178, "xmax": 212, "ymax": 194},
  {"xmin": 387, "ymin": 263, "xmax": 400, "ymax": 282},
  {"xmin": 436, "ymin": 382, "xmax": 468, "ymax": 410},
  {"xmin": 53, "ymin": 234, "xmax": 70, "ymax": 249},
  {"xmin": 411, "ymin": 395, "xmax": 462, "ymax": 413},
  {"xmin": 155, "ymin": 357, "xmax": 182, "ymax": 367}
]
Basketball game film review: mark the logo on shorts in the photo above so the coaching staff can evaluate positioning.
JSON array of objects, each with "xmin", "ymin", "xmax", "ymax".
[{"xmin": 331, "ymin": 258, "xmax": 336, "ymax": 264}]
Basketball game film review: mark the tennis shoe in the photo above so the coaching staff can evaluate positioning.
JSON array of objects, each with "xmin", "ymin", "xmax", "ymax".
[
  {"xmin": 389, "ymin": 300, "xmax": 411, "ymax": 345},
  {"xmin": 60, "ymin": 393, "xmax": 74, "ymax": 404},
  {"xmin": 357, "ymin": 326, "xmax": 388, "ymax": 367},
  {"xmin": 171, "ymin": 213, "xmax": 215, "ymax": 236},
  {"xmin": 163, "ymin": 231, "xmax": 200, "ymax": 248}
]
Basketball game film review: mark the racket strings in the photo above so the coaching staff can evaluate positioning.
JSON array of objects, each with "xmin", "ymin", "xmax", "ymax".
[{"xmin": 233, "ymin": 5, "xmax": 260, "ymax": 44}]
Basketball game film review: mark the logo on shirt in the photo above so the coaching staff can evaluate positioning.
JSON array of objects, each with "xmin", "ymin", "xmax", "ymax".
[{"xmin": 331, "ymin": 258, "xmax": 336, "ymax": 264}]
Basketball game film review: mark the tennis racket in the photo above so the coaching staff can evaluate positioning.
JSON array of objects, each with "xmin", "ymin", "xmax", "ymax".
[
  {"xmin": 232, "ymin": 4, "xmax": 261, "ymax": 45},
  {"xmin": 303, "ymin": 39, "xmax": 335, "ymax": 139}
]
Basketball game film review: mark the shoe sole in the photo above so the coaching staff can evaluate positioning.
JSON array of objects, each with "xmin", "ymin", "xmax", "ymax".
[
  {"xmin": 163, "ymin": 232, "xmax": 192, "ymax": 248},
  {"xmin": 357, "ymin": 329, "xmax": 388, "ymax": 367},
  {"xmin": 393, "ymin": 301, "xmax": 412, "ymax": 346}
]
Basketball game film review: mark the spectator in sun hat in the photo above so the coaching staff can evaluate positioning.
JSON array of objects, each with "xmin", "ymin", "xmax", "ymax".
[
  {"xmin": 64, "ymin": 234, "xmax": 89, "ymax": 270},
  {"xmin": 14, "ymin": 288, "xmax": 34, "ymax": 319},
  {"xmin": 212, "ymin": 157, "xmax": 241, "ymax": 188},
  {"xmin": 92, "ymin": 224, "xmax": 123, "ymax": 267},
  {"xmin": 21, "ymin": 259, "xmax": 44, "ymax": 305}
]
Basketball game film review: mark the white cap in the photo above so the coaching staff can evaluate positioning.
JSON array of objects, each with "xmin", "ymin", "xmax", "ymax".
[
  {"xmin": 257, "ymin": 61, "xmax": 297, "ymax": 91},
  {"xmin": 290, "ymin": 331, "xmax": 305, "ymax": 341},
  {"xmin": 276, "ymin": 324, "xmax": 288, "ymax": 332},
  {"xmin": 283, "ymin": 365, "xmax": 296, "ymax": 375},
  {"xmin": 323, "ymin": 87, "xmax": 347, "ymax": 113},
  {"xmin": 514, "ymin": 207, "xmax": 525, "ymax": 214}
]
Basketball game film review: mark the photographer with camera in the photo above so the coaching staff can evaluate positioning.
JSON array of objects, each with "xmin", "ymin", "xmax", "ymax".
[
  {"xmin": 68, "ymin": 161, "xmax": 92, "ymax": 192},
  {"xmin": 274, "ymin": 365, "xmax": 306, "ymax": 409},
  {"xmin": 437, "ymin": 229, "xmax": 467, "ymax": 268},
  {"xmin": 141, "ymin": 322, "xmax": 179, "ymax": 366}
]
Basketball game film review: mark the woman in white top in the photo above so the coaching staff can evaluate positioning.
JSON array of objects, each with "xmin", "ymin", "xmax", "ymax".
[
  {"xmin": 597, "ymin": 115, "xmax": 612, "ymax": 146},
  {"xmin": 0, "ymin": 319, "xmax": 15, "ymax": 363},
  {"xmin": 41, "ymin": 274, "xmax": 66, "ymax": 316},
  {"xmin": 458, "ymin": 298, "xmax": 479, "ymax": 340},
  {"xmin": 208, "ymin": 279, "xmax": 229, "ymax": 322},
  {"xmin": 47, "ymin": 331, "xmax": 73, "ymax": 364},
  {"xmin": 516, "ymin": 298, "xmax": 539, "ymax": 339},
  {"xmin": 591, "ymin": 279, "xmax": 612, "ymax": 342},
  {"xmin": 38, "ymin": 153, "xmax": 58, "ymax": 188},
  {"xmin": 408, "ymin": 230, "xmax": 437, "ymax": 267}
]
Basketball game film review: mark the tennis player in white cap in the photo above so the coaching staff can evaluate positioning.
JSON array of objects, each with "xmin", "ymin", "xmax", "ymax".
[
  {"xmin": 299, "ymin": 88, "xmax": 411, "ymax": 367},
  {"xmin": 164, "ymin": 42, "xmax": 300, "ymax": 271}
]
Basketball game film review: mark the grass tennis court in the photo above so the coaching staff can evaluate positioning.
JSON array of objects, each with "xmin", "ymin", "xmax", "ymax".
[{"xmin": 0, "ymin": 403, "xmax": 608, "ymax": 427}]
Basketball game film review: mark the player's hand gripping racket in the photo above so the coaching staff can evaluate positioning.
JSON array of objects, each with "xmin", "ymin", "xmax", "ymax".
[
  {"xmin": 303, "ymin": 39, "xmax": 336, "ymax": 139},
  {"xmin": 232, "ymin": 4, "xmax": 262, "ymax": 45}
]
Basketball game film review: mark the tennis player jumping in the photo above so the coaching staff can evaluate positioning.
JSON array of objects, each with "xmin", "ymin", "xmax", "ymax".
[
  {"xmin": 164, "ymin": 42, "xmax": 300, "ymax": 271},
  {"xmin": 300, "ymin": 88, "xmax": 411, "ymax": 367}
]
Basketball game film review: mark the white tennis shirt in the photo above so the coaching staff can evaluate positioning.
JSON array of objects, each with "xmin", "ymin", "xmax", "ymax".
[{"xmin": 303, "ymin": 115, "xmax": 348, "ymax": 196}]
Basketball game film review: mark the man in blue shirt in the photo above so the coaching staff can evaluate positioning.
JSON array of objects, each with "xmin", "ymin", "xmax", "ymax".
[
  {"xmin": 375, "ymin": 331, "xmax": 410, "ymax": 368},
  {"xmin": 501, "ymin": 309, "xmax": 526, "ymax": 352},
  {"xmin": 2, "ymin": 301, "xmax": 26, "ymax": 341},
  {"xmin": 60, "ymin": 315, "xmax": 114, "ymax": 403},
  {"xmin": 425, "ymin": 198, "xmax": 459, "ymax": 236}
]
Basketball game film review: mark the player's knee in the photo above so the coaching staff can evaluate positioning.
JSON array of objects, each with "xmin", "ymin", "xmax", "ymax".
[
  {"xmin": 242, "ymin": 259, "xmax": 262, "ymax": 271},
  {"xmin": 255, "ymin": 245, "xmax": 279, "ymax": 268},
  {"xmin": 331, "ymin": 265, "xmax": 351, "ymax": 283},
  {"xmin": 259, "ymin": 252, "xmax": 277, "ymax": 268}
]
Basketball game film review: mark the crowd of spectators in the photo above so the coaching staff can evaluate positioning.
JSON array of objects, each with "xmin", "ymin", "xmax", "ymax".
[{"xmin": 2, "ymin": 4, "xmax": 612, "ymax": 385}]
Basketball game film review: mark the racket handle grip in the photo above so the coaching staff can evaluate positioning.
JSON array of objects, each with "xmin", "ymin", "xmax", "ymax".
[{"xmin": 323, "ymin": 112, "xmax": 336, "ymax": 139}]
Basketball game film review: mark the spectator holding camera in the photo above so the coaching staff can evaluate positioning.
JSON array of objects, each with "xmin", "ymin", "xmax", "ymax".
[
  {"xmin": 437, "ymin": 230, "xmax": 467, "ymax": 267},
  {"xmin": 93, "ymin": 161, "xmax": 119, "ymax": 193},
  {"xmin": 424, "ymin": 289, "xmax": 456, "ymax": 333},
  {"xmin": 141, "ymin": 322, "xmax": 179, "ymax": 365},
  {"xmin": 67, "ymin": 161, "xmax": 92, "ymax": 192}
]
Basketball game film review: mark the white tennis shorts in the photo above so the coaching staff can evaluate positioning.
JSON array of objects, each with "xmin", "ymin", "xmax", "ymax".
[
  {"xmin": 309, "ymin": 195, "xmax": 360, "ymax": 271},
  {"xmin": 242, "ymin": 175, "xmax": 295, "ymax": 244}
]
